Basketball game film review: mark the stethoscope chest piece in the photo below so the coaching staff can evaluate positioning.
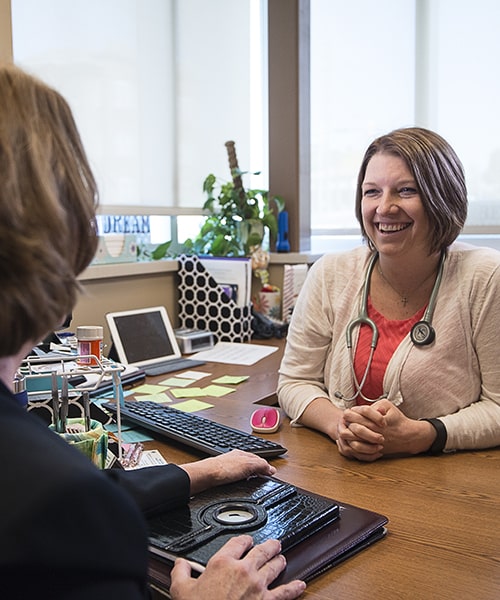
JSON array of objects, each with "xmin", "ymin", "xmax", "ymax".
[{"xmin": 410, "ymin": 320, "xmax": 436, "ymax": 346}]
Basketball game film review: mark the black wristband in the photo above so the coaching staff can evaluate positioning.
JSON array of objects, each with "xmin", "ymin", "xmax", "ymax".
[{"xmin": 422, "ymin": 418, "xmax": 447, "ymax": 455}]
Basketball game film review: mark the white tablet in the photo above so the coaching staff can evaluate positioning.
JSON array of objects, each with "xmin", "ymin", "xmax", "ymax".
[{"xmin": 106, "ymin": 306, "xmax": 182, "ymax": 370}]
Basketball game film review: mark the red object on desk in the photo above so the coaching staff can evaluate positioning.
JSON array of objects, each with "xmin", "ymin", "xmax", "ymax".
[{"xmin": 250, "ymin": 407, "xmax": 281, "ymax": 433}]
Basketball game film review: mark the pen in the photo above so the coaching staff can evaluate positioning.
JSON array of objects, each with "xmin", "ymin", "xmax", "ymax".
[
  {"xmin": 112, "ymin": 370, "xmax": 123, "ymax": 461},
  {"xmin": 51, "ymin": 372, "xmax": 60, "ymax": 432},
  {"xmin": 60, "ymin": 376, "xmax": 69, "ymax": 433},
  {"xmin": 186, "ymin": 559, "xmax": 205, "ymax": 575},
  {"xmin": 150, "ymin": 547, "xmax": 206, "ymax": 575},
  {"xmin": 82, "ymin": 390, "xmax": 91, "ymax": 432}
]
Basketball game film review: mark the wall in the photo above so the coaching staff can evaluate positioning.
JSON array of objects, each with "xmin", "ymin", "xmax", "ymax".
[
  {"xmin": 72, "ymin": 256, "xmax": 314, "ymax": 354},
  {"xmin": 73, "ymin": 270, "xmax": 179, "ymax": 352}
]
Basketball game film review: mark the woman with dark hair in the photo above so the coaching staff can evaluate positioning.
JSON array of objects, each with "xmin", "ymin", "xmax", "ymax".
[
  {"xmin": 278, "ymin": 127, "xmax": 500, "ymax": 461},
  {"xmin": 0, "ymin": 63, "xmax": 306, "ymax": 599}
]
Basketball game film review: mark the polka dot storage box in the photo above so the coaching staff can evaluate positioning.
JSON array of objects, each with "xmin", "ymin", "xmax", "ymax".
[{"xmin": 177, "ymin": 254, "xmax": 252, "ymax": 343}]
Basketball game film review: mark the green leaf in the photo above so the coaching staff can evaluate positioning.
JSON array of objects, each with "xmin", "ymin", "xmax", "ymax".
[
  {"xmin": 262, "ymin": 213, "xmax": 278, "ymax": 239},
  {"xmin": 203, "ymin": 173, "xmax": 216, "ymax": 194},
  {"xmin": 150, "ymin": 240, "xmax": 172, "ymax": 260},
  {"xmin": 246, "ymin": 231, "xmax": 264, "ymax": 247},
  {"xmin": 271, "ymin": 194, "xmax": 286, "ymax": 213}
]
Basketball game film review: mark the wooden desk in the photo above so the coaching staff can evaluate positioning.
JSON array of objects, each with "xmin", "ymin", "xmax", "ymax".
[{"xmin": 142, "ymin": 340, "xmax": 500, "ymax": 600}]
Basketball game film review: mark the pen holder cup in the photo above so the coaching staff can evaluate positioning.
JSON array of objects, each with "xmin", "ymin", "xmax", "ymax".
[{"xmin": 50, "ymin": 418, "xmax": 108, "ymax": 469}]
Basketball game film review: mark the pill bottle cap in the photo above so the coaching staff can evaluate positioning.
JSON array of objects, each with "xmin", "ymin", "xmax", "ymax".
[{"xmin": 76, "ymin": 326, "xmax": 103, "ymax": 340}]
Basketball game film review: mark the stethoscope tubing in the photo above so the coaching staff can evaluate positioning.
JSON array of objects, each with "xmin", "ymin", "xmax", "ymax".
[{"xmin": 337, "ymin": 250, "xmax": 446, "ymax": 402}]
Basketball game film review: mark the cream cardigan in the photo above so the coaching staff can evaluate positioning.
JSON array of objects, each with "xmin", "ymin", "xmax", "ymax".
[{"xmin": 278, "ymin": 242, "xmax": 500, "ymax": 451}]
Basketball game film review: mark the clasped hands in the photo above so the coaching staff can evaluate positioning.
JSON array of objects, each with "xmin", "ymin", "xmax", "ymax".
[{"xmin": 336, "ymin": 399, "xmax": 432, "ymax": 461}]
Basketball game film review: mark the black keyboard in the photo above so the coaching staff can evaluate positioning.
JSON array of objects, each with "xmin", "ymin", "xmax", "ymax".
[
  {"xmin": 103, "ymin": 400, "xmax": 287, "ymax": 458},
  {"xmin": 144, "ymin": 358, "xmax": 206, "ymax": 376}
]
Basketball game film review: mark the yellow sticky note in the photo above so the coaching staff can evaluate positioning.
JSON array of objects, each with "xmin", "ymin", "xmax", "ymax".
[
  {"xmin": 138, "ymin": 393, "xmax": 171, "ymax": 404},
  {"xmin": 212, "ymin": 375, "xmax": 249, "ymax": 385},
  {"xmin": 170, "ymin": 387, "xmax": 205, "ymax": 398},
  {"xmin": 133, "ymin": 384, "xmax": 167, "ymax": 395},
  {"xmin": 203, "ymin": 384, "xmax": 236, "ymax": 397},
  {"xmin": 173, "ymin": 399, "xmax": 214, "ymax": 413}
]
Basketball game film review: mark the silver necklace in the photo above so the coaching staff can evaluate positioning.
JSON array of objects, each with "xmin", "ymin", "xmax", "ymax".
[{"xmin": 377, "ymin": 264, "xmax": 435, "ymax": 307}]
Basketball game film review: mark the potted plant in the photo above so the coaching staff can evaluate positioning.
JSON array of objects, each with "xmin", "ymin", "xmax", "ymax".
[
  {"xmin": 147, "ymin": 141, "xmax": 285, "ymax": 279},
  {"xmin": 184, "ymin": 141, "xmax": 285, "ymax": 258}
]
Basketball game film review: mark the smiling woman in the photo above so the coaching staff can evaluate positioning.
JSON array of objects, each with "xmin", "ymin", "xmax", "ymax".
[
  {"xmin": 355, "ymin": 128, "xmax": 467, "ymax": 256},
  {"xmin": 360, "ymin": 153, "xmax": 433, "ymax": 265},
  {"xmin": 278, "ymin": 126, "xmax": 500, "ymax": 463}
]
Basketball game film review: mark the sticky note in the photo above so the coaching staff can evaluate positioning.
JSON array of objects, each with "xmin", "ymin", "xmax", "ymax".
[
  {"xmin": 203, "ymin": 384, "xmax": 236, "ymax": 397},
  {"xmin": 133, "ymin": 383, "xmax": 167, "ymax": 395},
  {"xmin": 175, "ymin": 370, "xmax": 212, "ymax": 380},
  {"xmin": 212, "ymin": 375, "xmax": 249, "ymax": 385},
  {"xmin": 137, "ymin": 393, "xmax": 171, "ymax": 403},
  {"xmin": 170, "ymin": 387, "xmax": 205, "ymax": 398},
  {"xmin": 172, "ymin": 399, "xmax": 214, "ymax": 413}
]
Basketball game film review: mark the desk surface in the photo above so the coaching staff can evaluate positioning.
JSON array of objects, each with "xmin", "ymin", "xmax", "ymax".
[{"xmin": 141, "ymin": 339, "xmax": 500, "ymax": 600}]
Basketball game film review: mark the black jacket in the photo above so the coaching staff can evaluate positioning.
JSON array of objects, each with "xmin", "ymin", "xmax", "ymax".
[{"xmin": 0, "ymin": 381, "xmax": 190, "ymax": 598}]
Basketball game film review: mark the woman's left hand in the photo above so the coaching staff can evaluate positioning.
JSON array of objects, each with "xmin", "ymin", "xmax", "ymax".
[
  {"xmin": 338, "ymin": 400, "xmax": 436, "ymax": 461},
  {"xmin": 372, "ymin": 400, "xmax": 437, "ymax": 455}
]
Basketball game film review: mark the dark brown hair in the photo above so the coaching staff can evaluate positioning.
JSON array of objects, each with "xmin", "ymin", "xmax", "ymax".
[
  {"xmin": 355, "ymin": 127, "xmax": 467, "ymax": 254},
  {"xmin": 0, "ymin": 63, "xmax": 98, "ymax": 356}
]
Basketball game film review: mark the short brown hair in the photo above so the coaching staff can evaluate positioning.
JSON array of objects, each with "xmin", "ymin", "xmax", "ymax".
[
  {"xmin": 0, "ymin": 63, "xmax": 98, "ymax": 356},
  {"xmin": 355, "ymin": 127, "xmax": 467, "ymax": 254}
]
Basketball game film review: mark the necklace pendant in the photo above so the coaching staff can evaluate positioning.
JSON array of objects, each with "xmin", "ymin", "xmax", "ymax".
[{"xmin": 401, "ymin": 296, "xmax": 408, "ymax": 307}]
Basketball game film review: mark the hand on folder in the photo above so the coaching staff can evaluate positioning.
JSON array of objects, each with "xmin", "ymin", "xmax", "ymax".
[
  {"xmin": 179, "ymin": 449, "xmax": 275, "ymax": 495},
  {"xmin": 169, "ymin": 535, "xmax": 306, "ymax": 600}
]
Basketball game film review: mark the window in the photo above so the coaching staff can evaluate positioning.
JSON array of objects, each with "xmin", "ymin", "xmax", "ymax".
[
  {"xmin": 310, "ymin": 0, "xmax": 500, "ymax": 252},
  {"xmin": 311, "ymin": 0, "xmax": 415, "ymax": 234},
  {"xmin": 11, "ymin": 0, "xmax": 267, "ymax": 215},
  {"xmin": 10, "ymin": 1, "xmax": 499, "ymax": 255}
]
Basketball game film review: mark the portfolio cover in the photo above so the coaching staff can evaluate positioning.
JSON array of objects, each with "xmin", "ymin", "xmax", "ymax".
[{"xmin": 147, "ymin": 476, "xmax": 388, "ymax": 590}]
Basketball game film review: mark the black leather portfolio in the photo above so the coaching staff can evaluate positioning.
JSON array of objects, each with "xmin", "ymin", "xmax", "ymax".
[{"xmin": 147, "ymin": 476, "xmax": 388, "ymax": 590}]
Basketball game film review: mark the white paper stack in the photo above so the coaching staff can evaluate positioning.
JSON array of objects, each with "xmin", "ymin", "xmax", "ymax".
[{"xmin": 199, "ymin": 257, "xmax": 252, "ymax": 308}]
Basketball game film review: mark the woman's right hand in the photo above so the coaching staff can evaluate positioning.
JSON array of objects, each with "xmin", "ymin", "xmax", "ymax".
[
  {"xmin": 336, "ymin": 404, "xmax": 386, "ymax": 461},
  {"xmin": 179, "ymin": 449, "xmax": 278, "ymax": 496},
  {"xmin": 169, "ymin": 535, "xmax": 306, "ymax": 600}
]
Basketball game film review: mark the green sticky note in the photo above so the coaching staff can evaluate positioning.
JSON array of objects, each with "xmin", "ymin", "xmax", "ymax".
[
  {"xmin": 133, "ymin": 384, "xmax": 166, "ymax": 395},
  {"xmin": 212, "ymin": 375, "xmax": 249, "ymax": 385},
  {"xmin": 118, "ymin": 429, "xmax": 154, "ymax": 443},
  {"xmin": 105, "ymin": 422, "xmax": 133, "ymax": 433},
  {"xmin": 203, "ymin": 384, "xmax": 236, "ymax": 397},
  {"xmin": 170, "ymin": 387, "xmax": 205, "ymax": 398},
  {"xmin": 172, "ymin": 399, "xmax": 214, "ymax": 413},
  {"xmin": 139, "ymin": 393, "xmax": 171, "ymax": 403}
]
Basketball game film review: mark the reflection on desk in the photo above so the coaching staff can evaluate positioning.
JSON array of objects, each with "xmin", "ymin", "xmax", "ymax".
[{"xmin": 138, "ymin": 338, "xmax": 499, "ymax": 600}]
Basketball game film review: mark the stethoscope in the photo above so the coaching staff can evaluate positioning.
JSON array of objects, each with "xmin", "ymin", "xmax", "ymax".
[{"xmin": 335, "ymin": 250, "xmax": 446, "ymax": 403}]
